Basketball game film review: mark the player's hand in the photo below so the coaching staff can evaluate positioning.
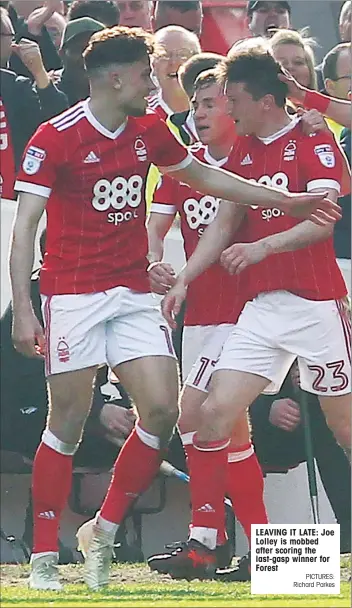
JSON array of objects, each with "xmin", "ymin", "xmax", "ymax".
[
  {"xmin": 269, "ymin": 398, "xmax": 301, "ymax": 432},
  {"xmin": 11, "ymin": 39, "xmax": 46, "ymax": 79},
  {"xmin": 299, "ymin": 109, "xmax": 329, "ymax": 136},
  {"xmin": 147, "ymin": 261, "xmax": 176, "ymax": 295},
  {"xmin": 99, "ymin": 404, "xmax": 136, "ymax": 440},
  {"xmin": 161, "ymin": 280, "xmax": 187, "ymax": 329},
  {"xmin": 278, "ymin": 69, "xmax": 306, "ymax": 105},
  {"xmin": 220, "ymin": 241, "xmax": 268, "ymax": 275},
  {"xmin": 12, "ymin": 310, "xmax": 45, "ymax": 358},
  {"xmin": 281, "ymin": 192, "xmax": 341, "ymax": 226}
]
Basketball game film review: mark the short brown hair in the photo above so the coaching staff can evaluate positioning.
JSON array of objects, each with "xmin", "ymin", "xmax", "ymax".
[
  {"xmin": 218, "ymin": 46, "xmax": 288, "ymax": 108},
  {"xmin": 178, "ymin": 52, "xmax": 223, "ymax": 98},
  {"xmin": 83, "ymin": 26, "xmax": 155, "ymax": 72},
  {"xmin": 193, "ymin": 69, "xmax": 218, "ymax": 93}
]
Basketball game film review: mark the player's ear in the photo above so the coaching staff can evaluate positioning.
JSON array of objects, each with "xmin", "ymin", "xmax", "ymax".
[
  {"xmin": 109, "ymin": 70, "xmax": 122, "ymax": 90},
  {"xmin": 261, "ymin": 93, "xmax": 275, "ymax": 111}
]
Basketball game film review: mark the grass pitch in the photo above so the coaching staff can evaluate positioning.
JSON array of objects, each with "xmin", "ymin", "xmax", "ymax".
[{"xmin": 0, "ymin": 557, "xmax": 350, "ymax": 607}]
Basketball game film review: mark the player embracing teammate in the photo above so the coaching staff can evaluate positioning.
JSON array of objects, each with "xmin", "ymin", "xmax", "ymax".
[{"xmin": 149, "ymin": 44, "xmax": 351, "ymax": 581}]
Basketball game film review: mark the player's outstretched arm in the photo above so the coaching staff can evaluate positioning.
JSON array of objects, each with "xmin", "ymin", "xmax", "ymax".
[
  {"xmin": 10, "ymin": 192, "xmax": 47, "ymax": 358},
  {"xmin": 221, "ymin": 188, "xmax": 337, "ymax": 276},
  {"xmin": 161, "ymin": 202, "xmax": 245, "ymax": 328},
  {"xmin": 163, "ymin": 157, "xmax": 341, "ymax": 226},
  {"xmin": 278, "ymin": 70, "xmax": 351, "ymax": 129}
]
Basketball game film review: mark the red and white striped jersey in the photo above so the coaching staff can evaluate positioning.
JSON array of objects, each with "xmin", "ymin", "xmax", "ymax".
[
  {"xmin": 151, "ymin": 142, "xmax": 249, "ymax": 326},
  {"xmin": 148, "ymin": 91, "xmax": 172, "ymax": 122},
  {"xmin": 15, "ymin": 100, "xmax": 191, "ymax": 296},
  {"xmin": 226, "ymin": 117, "xmax": 347, "ymax": 301}
]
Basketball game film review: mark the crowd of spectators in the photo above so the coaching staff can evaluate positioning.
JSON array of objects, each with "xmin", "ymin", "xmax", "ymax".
[{"xmin": 1, "ymin": 0, "xmax": 351, "ymax": 569}]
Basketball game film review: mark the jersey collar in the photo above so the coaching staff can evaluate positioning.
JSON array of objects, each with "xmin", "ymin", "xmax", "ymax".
[
  {"xmin": 83, "ymin": 99, "xmax": 127, "ymax": 140},
  {"xmin": 257, "ymin": 114, "xmax": 301, "ymax": 146}
]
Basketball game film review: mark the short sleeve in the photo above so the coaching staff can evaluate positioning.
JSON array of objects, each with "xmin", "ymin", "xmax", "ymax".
[
  {"xmin": 300, "ymin": 131, "xmax": 344, "ymax": 194},
  {"xmin": 148, "ymin": 116, "xmax": 192, "ymax": 172},
  {"xmin": 15, "ymin": 122, "xmax": 64, "ymax": 199},
  {"xmin": 150, "ymin": 175, "xmax": 177, "ymax": 215}
]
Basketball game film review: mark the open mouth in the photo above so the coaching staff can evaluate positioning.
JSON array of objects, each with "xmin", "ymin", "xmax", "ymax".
[
  {"xmin": 167, "ymin": 73, "xmax": 178, "ymax": 79},
  {"xmin": 196, "ymin": 125, "xmax": 209, "ymax": 133},
  {"xmin": 265, "ymin": 22, "xmax": 279, "ymax": 34}
]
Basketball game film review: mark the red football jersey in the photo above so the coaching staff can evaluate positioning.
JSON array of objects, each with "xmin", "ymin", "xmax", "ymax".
[
  {"xmin": 0, "ymin": 98, "xmax": 16, "ymax": 202},
  {"xmin": 152, "ymin": 143, "xmax": 248, "ymax": 326},
  {"xmin": 226, "ymin": 118, "xmax": 347, "ymax": 301},
  {"xmin": 148, "ymin": 92, "xmax": 171, "ymax": 122},
  {"xmin": 15, "ymin": 100, "xmax": 191, "ymax": 296}
]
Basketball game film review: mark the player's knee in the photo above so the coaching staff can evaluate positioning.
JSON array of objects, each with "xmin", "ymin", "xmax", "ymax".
[
  {"xmin": 201, "ymin": 395, "xmax": 233, "ymax": 437},
  {"xmin": 146, "ymin": 401, "xmax": 179, "ymax": 434}
]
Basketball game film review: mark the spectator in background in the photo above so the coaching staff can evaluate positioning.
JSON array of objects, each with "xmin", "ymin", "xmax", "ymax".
[
  {"xmin": 54, "ymin": 17, "xmax": 105, "ymax": 106},
  {"xmin": 11, "ymin": 0, "xmax": 64, "ymax": 19},
  {"xmin": 321, "ymin": 42, "xmax": 351, "ymax": 139},
  {"xmin": 247, "ymin": 0, "xmax": 291, "ymax": 37},
  {"xmin": 5, "ymin": 1, "xmax": 62, "ymax": 77},
  {"xmin": 0, "ymin": 6, "xmax": 67, "ymax": 202},
  {"xmin": 35, "ymin": 9, "xmax": 65, "ymax": 50},
  {"xmin": 270, "ymin": 29, "xmax": 317, "ymax": 93},
  {"xmin": 339, "ymin": 0, "xmax": 351, "ymax": 43},
  {"xmin": 150, "ymin": 25, "xmax": 201, "ymax": 118},
  {"xmin": 116, "ymin": 0, "xmax": 152, "ymax": 30},
  {"xmin": 68, "ymin": 0, "xmax": 120, "ymax": 27},
  {"xmin": 152, "ymin": 0, "xmax": 203, "ymax": 37}
]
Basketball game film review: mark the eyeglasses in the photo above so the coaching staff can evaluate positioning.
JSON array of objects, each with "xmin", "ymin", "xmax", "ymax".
[{"xmin": 156, "ymin": 50, "xmax": 195, "ymax": 62}]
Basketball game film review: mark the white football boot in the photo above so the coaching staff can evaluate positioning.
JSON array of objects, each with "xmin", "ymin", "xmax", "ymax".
[{"xmin": 29, "ymin": 552, "xmax": 62, "ymax": 591}]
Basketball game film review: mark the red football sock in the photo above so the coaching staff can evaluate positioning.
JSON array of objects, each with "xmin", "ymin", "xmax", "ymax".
[
  {"xmin": 183, "ymin": 436, "xmax": 227, "ymax": 545},
  {"xmin": 226, "ymin": 444, "xmax": 268, "ymax": 546},
  {"xmin": 32, "ymin": 442, "xmax": 73, "ymax": 554},
  {"xmin": 100, "ymin": 425, "xmax": 162, "ymax": 524},
  {"xmin": 188, "ymin": 436, "xmax": 229, "ymax": 550}
]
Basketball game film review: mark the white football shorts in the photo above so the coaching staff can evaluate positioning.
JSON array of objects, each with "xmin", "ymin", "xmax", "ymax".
[
  {"xmin": 41, "ymin": 286, "xmax": 175, "ymax": 376},
  {"xmin": 215, "ymin": 291, "xmax": 351, "ymax": 396}
]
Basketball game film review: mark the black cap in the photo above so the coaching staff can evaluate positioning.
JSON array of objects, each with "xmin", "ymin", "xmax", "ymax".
[{"xmin": 247, "ymin": 1, "xmax": 291, "ymax": 16}]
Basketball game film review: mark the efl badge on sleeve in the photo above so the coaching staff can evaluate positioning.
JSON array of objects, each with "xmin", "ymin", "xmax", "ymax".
[
  {"xmin": 23, "ymin": 146, "xmax": 47, "ymax": 175},
  {"xmin": 314, "ymin": 144, "xmax": 335, "ymax": 168}
]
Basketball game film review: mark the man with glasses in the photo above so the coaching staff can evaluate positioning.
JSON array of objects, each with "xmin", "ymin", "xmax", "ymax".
[{"xmin": 149, "ymin": 25, "xmax": 201, "ymax": 121}]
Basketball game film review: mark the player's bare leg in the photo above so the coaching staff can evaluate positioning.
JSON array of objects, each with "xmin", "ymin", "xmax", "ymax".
[
  {"xmin": 319, "ymin": 394, "xmax": 351, "ymax": 462},
  {"xmin": 149, "ymin": 371, "xmax": 269, "ymax": 579},
  {"xmin": 81, "ymin": 355, "xmax": 179, "ymax": 590},
  {"xmin": 30, "ymin": 366, "xmax": 98, "ymax": 591}
]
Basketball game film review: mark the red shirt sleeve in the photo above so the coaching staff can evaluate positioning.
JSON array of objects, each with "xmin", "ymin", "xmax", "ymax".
[
  {"xmin": 300, "ymin": 130, "xmax": 344, "ymax": 194},
  {"xmin": 151, "ymin": 174, "xmax": 178, "ymax": 216},
  {"xmin": 15, "ymin": 122, "xmax": 65, "ymax": 199},
  {"xmin": 148, "ymin": 115, "xmax": 192, "ymax": 172}
]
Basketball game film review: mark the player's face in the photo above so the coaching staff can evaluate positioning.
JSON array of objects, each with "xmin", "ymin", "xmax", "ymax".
[
  {"xmin": 249, "ymin": 2, "xmax": 290, "ymax": 37},
  {"xmin": 193, "ymin": 83, "xmax": 234, "ymax": 145},
  {"xmin": 225, "ymin": 81, "xmax": 263, "ymax": 136},
  {"xmin": 117, "ymin": 57, "xmax": 156, "ymax": 116},
  {"xmin": 272, "ymin": 43, "xmax": 311, "ymax": 89},
  {"xmin": 153, "ymin": 32, "xmax": 199, "ymax": 90}
]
